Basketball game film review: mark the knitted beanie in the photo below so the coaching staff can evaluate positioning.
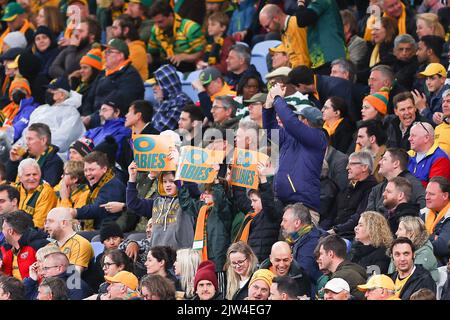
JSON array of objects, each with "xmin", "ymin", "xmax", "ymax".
[
  {"xmin": 69, "ymin": 137, "xmax": 94, "ymax": 157},
  {"xmin": 194, "ymin": 260, "xmax": 218, "ymax": 291},
  {"xmin": 9, "ymin": 75, "xmax": 31, "ymax": 97},
  {"xmin": 249, "ymin": 269, "xmax": 274, "ymax": 289},
  {"xmin": 80, "ymin": 47, "xmax": 103, "ymax": 71},
  {"xmin": 363, "ymin": 90, "xmax": 389, "ymax": 116},
  {"xmin": 99, "ymin": 222, "xmax": 124, "ymax": 243}
]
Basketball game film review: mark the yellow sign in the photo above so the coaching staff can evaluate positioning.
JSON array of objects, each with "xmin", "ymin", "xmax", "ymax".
[
  {"xmin": 133, "ymin": 134, "xmax": 176, "ymax": 171},
  {"xmin": 175, "ymin": 146, "xmax": 224, "ymax": 183},
  {"xmin": 230, "ymin": 148, "xmax": 270, "ymax": 189}
]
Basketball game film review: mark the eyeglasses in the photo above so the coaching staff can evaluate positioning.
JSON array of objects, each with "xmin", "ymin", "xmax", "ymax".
[
  {"xmin": 413, "ymin": 121, "xmax": 430, "ymax": 135},
  {"xmin": 105, "ymin": 49, "xmax": 121, "ymax": 55},
  {"xmin": 231, "ymin": 258, "xmax": 247, "ymax": 268},
  {"xmin": 41, "ymin": 265, "xmax": 60, "ymax": 272},
  {"xmin": 102, "ymin": 262, "xmax": 117, "ymax": 269},
  {"xmin": 261, "ymin": 18, "xmax": 274, "ymax": 30},
  {"xmin": 211, "ymin": 105, "xmax": 226, "ymax": 110},
  {"xmin": 348, "ymin": 161, "xmax": 363, "ymax": 166}
]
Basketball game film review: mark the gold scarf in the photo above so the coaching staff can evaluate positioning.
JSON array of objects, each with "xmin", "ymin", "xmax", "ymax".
[
  {"xmin": 234, "ymin": 211, "xmax": 258, "ymax": 243},
  {"xmin": 425, "ymin": 202, "xmax": 450, "ymax": 234},
  {"xmin": 364, "ymin": 3, "xmax": 407, "ymax": 41},
  {"xmin": 0, "ymin": 19, "xmax": 33, "ymax": 53},
  {"xmin": 323, "ymin": 118, "xmax": 344, "ymax": 137},
  {"xmin": 369, "ymin": 43, "xmax": 381, "ymax": 67},
  {"xmin": 155, "ymin": 13, "xmax": 183, "ymax": 58},
  {"xmin": 192, "ymin": 203, "xmax": 213, "ymax": 261},
  {"xmin": 105, "ymin": 59, "xmax": 131, "ymax": 77}
]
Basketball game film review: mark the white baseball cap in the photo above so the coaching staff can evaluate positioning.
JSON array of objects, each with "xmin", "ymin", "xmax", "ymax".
[{"xmin": 323, "ymin": 278, "xmax": 350, "ymax": 293}]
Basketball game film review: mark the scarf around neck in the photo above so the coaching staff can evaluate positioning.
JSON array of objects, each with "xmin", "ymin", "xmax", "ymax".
[{"xmin": 285, "ymin": 224, "xmax": 313, "ymax": 245}]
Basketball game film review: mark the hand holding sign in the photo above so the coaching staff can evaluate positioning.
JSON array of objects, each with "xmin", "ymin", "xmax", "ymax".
[
  {"xmin": 128, "ymin": 161, "xmax": 138, "ymax": 182},
  {"xmin": 133, "ymin": 134, "xmax": 177, "ymax": 171},
  {"xmin": 230, "ymin": 149, "xmax": 270, "ymax": 189}
]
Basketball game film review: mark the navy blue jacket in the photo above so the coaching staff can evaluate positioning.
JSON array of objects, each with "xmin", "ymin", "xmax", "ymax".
[{"xmin": 263, "ymin": 96, "xmax": 327, "ymax": 211}]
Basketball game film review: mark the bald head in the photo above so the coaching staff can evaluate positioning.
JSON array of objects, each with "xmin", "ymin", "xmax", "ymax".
[
  {"xmin": 269, "ymin": 241, "xmax": 293, "ymax": 276},
  {"xmin": 44, "ymin": 207, "xmax": 74, "ymax": 240},
  {"xmin": 271, "ymin": 241, "xmax": 292, "ymax": 255},
  {"xmin": 259, "ymin": 4, "xmax": 285, "ymax": 33},
  {"xmin": 47, "ymin": 207, "xmax": 73, "ymax": 221},
  {"xmin": 409, "ymin": 122, "xmax": 435, "ymax": 153},
  {"xmin": 260, "ymin": 4, "xmax": 282, "ymax": 18}
]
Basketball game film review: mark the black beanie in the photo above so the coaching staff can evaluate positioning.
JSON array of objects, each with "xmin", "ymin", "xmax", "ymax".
[
  {"xmin": 93, "ymin": 135, "xmax": 118, "ymax": 166},
  {"xmin": 33, "ymin": 26, "xmax": 57, "ymax": 50},
  {"xmin": 99, "ymin": 222, "xmax": 124, "ymax": 243}
]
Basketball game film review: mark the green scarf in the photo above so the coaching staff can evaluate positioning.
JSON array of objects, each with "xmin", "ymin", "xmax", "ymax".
[
  {"xmin": 285, "ymin": 224, "xmax": 313, "ymax": 245},
  {"xmin": 36, "ymin": 145, "xmax": 54, "ymax": 167}
]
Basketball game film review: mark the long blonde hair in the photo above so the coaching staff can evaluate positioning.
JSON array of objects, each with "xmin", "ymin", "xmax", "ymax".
[
  {"xmin": 417, "ymin": 13, "xmax": 445, "ymax": 38},
  {"xmin": 398, "ymin": 216, "xmax": 429, "ymax": 249},
  {"xmin": 225, "ymin": 242, "xmax": 258, "ymax": 300},
  {"xmin": 175, "ymin": 249, "xmax": 201, "ymax": 299},
  {"xmin": 360, "ymin": 211, "xmax": 393, "ymax": 248}
]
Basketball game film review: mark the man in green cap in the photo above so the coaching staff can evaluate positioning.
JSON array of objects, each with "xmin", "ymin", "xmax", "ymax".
[
  {"xmin": 244, "ymin": 93, "xmax": 267, "ymax": 127},
  {"xmin": 0, "ymin": 2, "xmax": 34, "ymax": 53},
  {"xmin": 125, "ymin": 0, "xmax": 153, "ymax": 44}
]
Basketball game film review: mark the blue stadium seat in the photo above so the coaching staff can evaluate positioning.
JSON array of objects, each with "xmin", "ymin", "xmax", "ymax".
[
  {"xmin": 181, "ymin": 70, "xmax": 202, "ymax": 102},
  {"xmin": 251, "ymin": 40, "xmax": 281, "ymax": 57},
  {"xmin": 251, "ymin": 55, "xmax": 270, "ymax": 80},
  {"xmin": 91, "ymin": 241, "xmax": 104, "ymax": 258}
]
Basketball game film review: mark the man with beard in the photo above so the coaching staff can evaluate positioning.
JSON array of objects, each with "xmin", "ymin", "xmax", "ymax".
[
  {"xmin": 125, "ymin": 0, "xmax": 153, "ymax": 44},
  {"xmin": 49, "ymin": 17, "xmax": 101, "ymax": 79},
  {"xmin": 147, "ymin": 0, "xmax": 205, "ymax": 72},
  {"xmin": 111, "ymin": 14, "xmax": 148, "ymax": 80},
  {"xmin": 391, "ymin": 34, "xmax": 419, "ymax": 90}
]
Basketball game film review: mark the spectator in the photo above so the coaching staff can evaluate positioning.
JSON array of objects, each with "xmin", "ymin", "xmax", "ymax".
[
  {"xmin": 35, "ymin": 6, "xmax": 64, "ymax": 36},
  {"xmin": 208, "ymin": 95, "xmax": 240, "ymax": 130},
  {"xmin": 49, "ymin": 16, "xmax": 100, "ymax": 79},
  {"xmin": 55, "ymin": 160, "xmax": 90, "ymax": 211},
  {"xmin": 414, "ymin": 63, "xmax": 447, "ymax": 124},
  {"xmin": 0, "ymin": 275, "xmax": 25, "ymax": 300},
  {"xmin": 246, "ymin": 268, "xmax": 274, "ymax": 301},
  {"xmin": 329, "ymin": 151, "xmax": 378, "ymax": 239},
  {"xmin": 0, "ymin": 185, "xmax": 19, "ymax": 216},
  {"xmin": 68, "ymin": 137, "xmax": 94, "ymax": 161},
  {"xmin": 259, "ymin": 241, "xmax": 312, "ymax": 299},
  {"xmin": 147, "ymin": 0, "xmax": 205, "ymax": 72},
  {"xmin": 69, "ymin": 151, "xmax": 126, "ymax": 230},
  {"xmin": 0, "ymin": 47, "xmax": 24, "ymax": 108},
  {"xmin": 389, "ymin": 237, "xmax": 436, "ymax": 300},
  {"xmin": 32, "ymin": 26, "xmax": 60, "ymax": 81},
  {"xmin": 226, "ymin": 0, "xmax": 255, "ymax": 43},
  {"xmin": 421, "ymin": 176, "xmax": 450, "ymax": 265},
  {"xmin": 37, "ymin": 277, "xmax": 69, "ymax": 300},
  {"xmin": 340, "ymin": 10, "xmax": 367, "ymax": 69},
  {"xmin": 23, "ymin": 76, "xmax": 85, "ymax": 154},
  {"xmin": 418, "ymin": 1, "xmax": 446, "ymax": 14},
  {"xmin": 350, "ymin": 211, "xmax": 393, "ymax": 275},
  {"xmin": 322, "ymin": 277, "xmax": 351, "ymax": 300},
  {"xmin": 322, "ymin": 96, "xmax": 354, "ymax": 154},
  {"xmin": 355, "ymin": 120, "xmax": 387, "ymax": 182},
  {"xmin": 392, "ymin": 34, "xmax": 419, "ymax": 90},
  {"xmin": 44, "ymin": 207, "xmax": 94, "ymax": 273},
  {"xmin": 197, "ymin": 11, "xmax": 235, "ymax": 74},
  {"xmin": 83, "ymin": 38, "xmax": 144, "ymax": 128},
  {"xmin": 102, "ymin": 271, "xmax": 139, "ymax": 300},
  {"xmin": 14, "ymin": 159, "xmax": 58, "ymax": 228},
  {"xmin": 268, "ymin": 44, "xmax": 290, "ymax": 70},
  {"xmin": 0, "ymin": 210, "xmax": 48, "ymax": 280},
  {"xmin": 124, "ymin": 0, "xmax": 153, "ymax": 44},
  {"xmin": 408, "ymin": 122, "xmax": 450, "ymax": 187},
  {"xmin": 225, "ymin": 44, "xmax": 263, "ymax": 89},
  {"xmin": 192, "ymin": 260, "xmax": 223, "ymax": 300},
  {"xmin": 18, "ymin": 51, "xmax": 50, "ymax": 105},
  {"xmin": 316, "ymin": 234, "xmax": 367, "ymax": 300},
  {"xmin": 144, "ymin": 246, "xmax": 178, "ymax": 287},
  {"xmin": 235, "ymin": 75, "xmax": 266, "ymax": 118},
  {"xmin": 324, "ymin": 136, "xmax": 349, "ymax": 193},
  {"xmin": 243, "ymin": 93, "xmax": 266, "ymax": 126},
  {"xmin": 173, "ymin": 248, "xmax": 201, "ymax": 299},
  {"xmin": 388, "ymin": 216, "xmax": 439, "ymax": 282},
  {"xmin": 177, "ymin": 104, "xmax": 205, "ymax": 147},
  {"xmin": 110, "ymin": 14, "xmax": 148, "ymax": 80},
  {"xmin": 414, "ymin": 35, "xmax": 445, "ymax": 90},
  {"xmin": 280, "ymin": 203, "xmax": 324, "ymax": 285},
  {"xmin": 225, "ymin": 241, "xmax": 258, "ymax": 300},
  {"xmin": 409, "ymin": 288, "xmax": 437, "ymax": 300},
  {"xmin": 139, "ymin": 274, "xmax": 176, "ymax": 300},
  {"xmin": 357, "ymin": 274, "xmax": 399, "ymax": 300},
  {"xmin": 386, "ymin": 91, "xmax": 431, "ymax": 150},
  {"xmin": 435, "ymin": 88, "xmax": 450, "ymax": 154},
  {"xmin": 269, "ymin": 275, "xmax": 304, "ymax": 300},
  {"xmin": 295, "ymin": 0, "xmax": 346, "ymax": 74},
  {"xmin": 0, "ymin": 2, "xmax": 34, "ymax": 53},
  {"xmin": 416, "ymin": 13, "xmax": 446, "ymax": 38},
  {"xmin": 361, "ymin": 90, "xmax": 389, "ymax": 122},
  {"xmin": 152, "ymin": 64, "xmax": 192, "ymax": 132},
  {"xmin": 259, "ymin": 4, "xmax": 309, "ymax": 68}
]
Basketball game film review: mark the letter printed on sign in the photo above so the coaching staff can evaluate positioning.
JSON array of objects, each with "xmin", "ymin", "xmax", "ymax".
[{"xmin": 133, "ymin": 134, "xmax": 177, "ymax": 171}]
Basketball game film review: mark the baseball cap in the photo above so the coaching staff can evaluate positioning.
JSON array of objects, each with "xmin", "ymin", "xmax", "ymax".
[
  {"xmin": 295, "ymin": 106, "xmax": 323, "ymax": 126},
  {"xmin": 0, "ymin": 47, "xmax": 25, "ymax": 62},
  {"xmin": 129, "ymin": 0, "xmax": 153, "ymax": 7},
  {"xmin": 269, "ymin": 43, "xmax": 288, "ymax": 55},
  {"xmin": 104, "ymin": 271, "xmax": 138, "ymax": 291},
  {"xmin": 107, "ymin": 38, "xmax": 129, "ymax": 58},
  {"xmin": 46, "ymin": 77, "xmax": 71, "ymax": 92},
  {"xmin": 357, "ymin": 274, "xmax": 395, "ymax": 292},
  {"xmin": 418, "ymin": 63, "xmax": 447, "ymax": 78},
  {"xmin": 2, "ymin": 2, "xmax": 25, "ymax": 22},
  {"xmin": 243, "ymin": 93, "xmax": 267, "ymax": 106},
  {"xmin": 265, "ymin": 66, "xmax": 292, "ymax": 80},
  {"xmin": 199, "ymin": 66, "xmax": 222, "ymax": 86},
  {"xmin": 324, "ymin": 278, "xmax": 350, "ymax": 293}
]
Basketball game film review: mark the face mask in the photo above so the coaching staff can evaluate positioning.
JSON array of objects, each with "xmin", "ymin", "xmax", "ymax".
[
  {"xmin": 45, "ymin": 91, "xmax": 55, "ymax": 105},
  {"xmin": 12, "ymin": 91, "xmax": 26, "ymax": 104}
]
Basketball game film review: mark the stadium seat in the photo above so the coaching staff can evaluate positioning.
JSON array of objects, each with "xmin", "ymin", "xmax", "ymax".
[
  {"xmin": 181, "ymin": 70, "xmax": 202, "ymax": 102},
  {"xmin": 251, "ymin": 55, "xmax": 270, "ymax": 80},
  {"xmin": 251, "ymin": 40, "xmax": 281, "ymax": 57},
  {"xmin": 91, "ymin": 241, "xmax": 104, "ymax": 258}
]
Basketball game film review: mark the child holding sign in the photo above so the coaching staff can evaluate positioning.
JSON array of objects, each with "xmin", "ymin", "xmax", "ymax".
[{"xmin": 232, "ymin": 161, "xmax": 284, "ymax": 263}]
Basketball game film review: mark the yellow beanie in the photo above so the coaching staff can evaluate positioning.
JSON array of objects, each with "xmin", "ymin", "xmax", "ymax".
[{"xmin": 249, "ymin": 269, "xmax": 274, "ymax": 288}]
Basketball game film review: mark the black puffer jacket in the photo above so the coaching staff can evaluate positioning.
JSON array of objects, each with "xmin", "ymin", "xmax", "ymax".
[
  {"xmin": 386, "ymin": 202, "xmax": 420, "ymax": 234},
  {"xmin": 232, "ymin": 180, "xmax": 284, "ymax": 263},
  {"xmin": 350, "ymin": 242, "xmax": 390, "ymax": 275},
  {"xmin": 390, "ymin": 264, "xmax": 437, "ymax": 300}
]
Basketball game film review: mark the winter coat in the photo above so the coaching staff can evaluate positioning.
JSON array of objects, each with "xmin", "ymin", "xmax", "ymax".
[
  {"xmin": 76, "ymin": 175, "xmax": 126, "ymax": 229},
  {"xmin": 421, "ymin": 205, "xmax": 450, "ymax": 266},
  {"xmin": 292, "ymin": 227, "xmax": 326, "ymax": 284},
  {"xmin": 263, "ymin": 96, "xmax": 327, "ymax": 211},
  {"xmin": 332, "ymin": 175, "xmax": 378, "ymax": 238},
  {"xmin": 34, "ymin": 46, "xmax": 60, "ymax": 80},
  {"xmin": 126, "ymin": 178, "xmax": 195, "ymax": 250},
  {"xmin": 225, "ymin": 64, "xmax": 263, "ymax": 89},
  {"xmin": 350, "ymin": 242, "xmax": 390, "ymax": 275},
  {"xmin": 232, "ymin": 181, "xmax": 283, "ymax": 263},
  {"xmin": 6, "ymin": 144, "xmax": 64, "ymax": 187},
  {"xmin": 390, "ymin": 264, "xmax": 436, "ymax": 300},
  {"xmin": 259, "ymin": 259, "xmax": 312, "ymax": 298},
  {"xmin": 328, "ymin": 118, "xmax": 355, "ymax": 154},
  {"xmin": 385, "ymin": 113, "xmax": 427, "ymax": 152},
  {"xmin": 325, "ymin": 146, "xmax": 349, "ymax": 192},
  {"xmin": 392, "ymin": 56, "xmax": 419, "ymax": 91},
  {"xmin": 385, "ymin": 202, "xmax": 420, "ymax": 234},
  {"xmin": 49, "ymin": 42, "xmax": 91, "ymax": 79},
  {"xmin": 331, "ymin": 260, "xmax": 367, "ymax": 300},
  {"xmin": 366, "ymin": 170, "xmax": 426, "ymax": 216},
  {"xmin": 316, "ymin": 75, "xmax": 354, "ymax": 116},
  {"xmin": 423, "ymin": 84, "xmax": 444, "ymax": 124},
  {"xmin": 408, "ymin": 144, "xmax": 450, "ymax": 187},
  {"xmin": 10, "ymin": 97, "xmax": 39, "ymax": 143},
  {"xmin": 388, "ymin": 240, "xmax": 439, "ymax": 283},
  {"xmin": 84, "ymin": 118, "xmax": 131, "ymax": 163},
  {"xmin": 24, "ymin": 91, "xmax": 85, "ymax": 153},
  {"xmin": 231, "ymin": 277, "xmax": 250, "ymax": 300},
  {"xmin": 0, "ymin": 228, "xmax": 49, "ymax": 279},
  {"xmin": 18, "ymin": 52, "xmax": 49, "ymax": 105},
  {"xmin": 227, "ymin": 0, "xmax": 255, "ymax": 36},
  {"xmin": 179, "ymin": 183, "xmax": 233, "ymax": 272},
  {"xmin": 319, "ymin": 176, "xmax": 339, "ymax": 230}
]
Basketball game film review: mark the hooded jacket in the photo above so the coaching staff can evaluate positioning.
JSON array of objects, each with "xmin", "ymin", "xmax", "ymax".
[
  {"xmin": 11, "ymin": 97, "xmax": 39, "ymax": 143},
  {"xmin": 263, "ymin": 96, "xmax": 327, "ymax": 211},
  {"xmin": 390, "ymin": 264, "xmax": 436, "ymax": 300},
  {"xmin": 0, "ymin": 228, "xmax": 49, "ymax": 280},
  {"xmin": 126, "ymin": 175, "xmax": 195, "ymax": 250},
  {"xmin": 331, "ymin": 260, "xmax": 367, "ymax": 300},
  {"xmin": 24, "ymin": 91, "xmax": 85, "ymax": 153},
  {"xmin": 420, "ymin": 205, "xmax": 450, "ymax": 266},
  {"xmin": 152, "ymin": 64, "xmax": 192, "ymax": 132}
]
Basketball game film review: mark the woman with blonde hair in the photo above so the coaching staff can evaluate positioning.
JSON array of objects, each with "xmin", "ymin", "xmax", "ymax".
[
  {"xmin": 388, "ymin": 216, "xmax": 439, "ymax": 281},
  {"xmin": 350, "ymin": 211, "xmax": 393, "ymax": 274},
  {"xmin": 224, "ymin": 241, "xmax": 258, "ymax": 300},
  {"xmin": 416, "ymin": 13, "xmax": 445, "ymax": 39},
  {"xmin": 173, "ymin": 248, "xmax": 202, "ymax": 299}
]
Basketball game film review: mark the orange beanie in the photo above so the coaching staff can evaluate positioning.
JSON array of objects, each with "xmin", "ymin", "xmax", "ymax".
[
  {"xmin": 80, "ymin": 48, "xmax": 103, "ymax": 70},
  {"xmin": 363, "ymin": 90, "xmax": 389, "ymax": 116},
  {"xmin": 9, "ymin": 76, "xmax": 31, "ymax": 97}
]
